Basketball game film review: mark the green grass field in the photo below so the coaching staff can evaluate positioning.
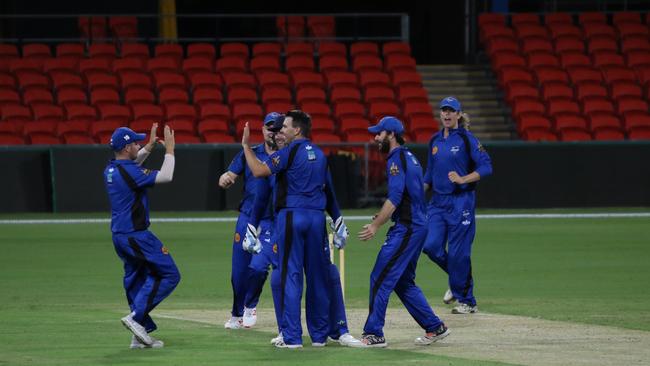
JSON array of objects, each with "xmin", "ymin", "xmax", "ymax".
[{"xmin": 1, "ymin": 209, "xmax": 649, "ymax": 365}]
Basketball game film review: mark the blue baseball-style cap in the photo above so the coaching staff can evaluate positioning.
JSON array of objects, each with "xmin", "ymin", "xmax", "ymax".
[
  {"xmin": 440, "ymin": 96, "xmax": 461, "ymax": 111},
  {"xmin": 264, "ymin": 112, "xmax": 285, "ymax": 132},
  {"xmin": 368, "ymin": 116, "xmax": 405, "ymax": 135},
  {"xmin": 109, "ymin": 127, "xmax": 146, "ymax": 151}
]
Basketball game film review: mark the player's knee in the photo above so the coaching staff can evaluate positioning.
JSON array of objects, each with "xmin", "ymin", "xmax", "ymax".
[{"xmin": 328, "ymin": 264, "xmax": 341, "ymax": 281}]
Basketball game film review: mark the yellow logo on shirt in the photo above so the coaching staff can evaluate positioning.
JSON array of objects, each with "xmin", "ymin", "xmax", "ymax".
[
  {"xmin": 431, "ymin": 146, "xmax": 438, "ymax": 155},
  {"xmin": 390, "ymin": 162, "xmax": 400, "ymax": 176},
  {"xmin": 161, "ymin": 246, "xmax": 169, "ymax": 255},
  {"xmin": 273, "ymin": 243, "xmax": 278, "ymax": 254},
  {"xmin": 272, "ymin": 156, "xmax": 280, "ymax": 166},
  {"xmin": 234, "ymin": 232, "xmax": 241, "ymax": 242}
]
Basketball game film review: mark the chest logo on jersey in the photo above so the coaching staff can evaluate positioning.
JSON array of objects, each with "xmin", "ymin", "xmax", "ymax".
[
  {"xmin": 142, "ymin": 168, "xmax": 151, "ymax": 175},
  {"xmin": 431, "ymin": 146, "xmax": 438, "ymax": 155},
  {"xmin": 271, "ymin": 156, "xmax": 280, "ymax": 167},
  {"xmin": 389, "ymin": 162, "xmax": 400, "ymax": 176},
  {"xmin": 234, "ymin": 232, "xmax": 241, "ymax": 243},
  {"xmin": 478, "ymin": 142, "xmax": 486, "ymax": 152},
  {"xmin": 305, "ymin": 145, "xmax": 316, "ymax": 161},
  {"xmin": 451, "ymin": 146, "xmax": 460, "ymax": 154},
  {"xmin": 273, "ymin": 243, "xmax": 278, "ymax": 254},
  {"xmin": 161, "ymin": 246, "xmax": 169, "ymax": 255}
]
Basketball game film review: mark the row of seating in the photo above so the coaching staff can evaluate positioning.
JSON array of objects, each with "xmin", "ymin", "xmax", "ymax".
[
  {"xmin": 0, "ymin": 112, "xmax": 439, "ymax": 146},
  {"xmin": 480, "ymin": 11, "xmax": 650, "ymax": 141},
  {"xmin": 0, "ymin": 41, "xmax": 412, "ymax": 62},
  {"xmin": 75, "ymin": 15, "xmax": 337, "ymax": 41}
]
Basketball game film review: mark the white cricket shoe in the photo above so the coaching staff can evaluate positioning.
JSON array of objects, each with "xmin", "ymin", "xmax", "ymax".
[
  {"xmin": 337, "ymin": 333, "xmax": 364, "ymax": 347},
  {"xmin": 121, "ymin": 314, "xmax": 153, "ymax": 346},
  {"xmin": 270, "ymin": 332, "xmax": 283, "ymax": 345},
  {"xmin": 312, "ymin": 342, "xmax": 326, "ymax": 347},
  {"xmin": 452, "ymin": 303, "xmax": 478, "ymax": 314},
  {"xmin": 242, "ymin": 307, "xmax": 257, "ymax": 328},
  {"xmin": 130, "ymin": 335, "xmax": 164, "ymax": 349},
  {"xmin": 443, "ymin": 289, "xmax": 456, "ymax": 304},
  {"xmin": 274, "ymin": 339, "xmax": 303, "ymax": 349},
  {"xmin": 414, "ymin": 324, "xmax": 450, "ymax": 345},
  {"xmin": 224, "ymin": 316, "xmax": 243, "ymax": 329}
]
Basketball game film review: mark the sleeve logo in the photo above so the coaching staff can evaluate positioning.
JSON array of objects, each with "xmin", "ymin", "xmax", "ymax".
[
  {"xmin": 272, "ymin": 156, "xmax": 281, "ymax": 166},
  {"xmin": 234, "ymin": 232, "xmax": 241, "ymax": 242},
  {"xmin": 390, "ymin": 162, "xmax": 400, "ymax": 176},
  {"xmin": 431, "ymin": 146, "xmax": 438, "ymax": 155}
]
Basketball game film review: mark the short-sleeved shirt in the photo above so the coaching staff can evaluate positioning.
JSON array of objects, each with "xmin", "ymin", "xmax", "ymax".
[
  {"xmin": 424, "ymin": 128, "xmax": 492, "ymax": 195},
  {"xmin": 264, "ymin": 138, "xmax": 328, "ymax": 211},
  {"xmin": 386, "ymin": 146, "xmax": 426, "ymax": 227},
  {"xmin": 228, "ymin": 144, "xmax": 271, "ymax": 216},
  {"xmin": 104, "ymin": 159, "xmax": 158, "ymax": 234}
]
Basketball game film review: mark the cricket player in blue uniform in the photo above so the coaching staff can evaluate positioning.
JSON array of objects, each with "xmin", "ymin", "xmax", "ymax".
[
  {"xmin": 244, "ymin": 121, "xmax": 361, "ymax": 348},
  {"xmin": 423, "ymin": 97, "xmax": 493, "ymax": 314},
  {"xmin": 356, "ymin": 116, "xmax": 449, "ymax": 348},
  {"xmin": 241, "ymin": 110, "xmax": 350, "ymax": 348},
  {"xmin": 218, "ymin": 112, "xmax": 285, "ymax": 329},
  {"xmin": 104, "ymin": 124, "xmax": 180, "ymax": 349}
]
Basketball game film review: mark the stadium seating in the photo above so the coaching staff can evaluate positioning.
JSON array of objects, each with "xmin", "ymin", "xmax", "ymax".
[{"xmin": 481, "ymin": 10, "xmax": 650, "ymax": 141}]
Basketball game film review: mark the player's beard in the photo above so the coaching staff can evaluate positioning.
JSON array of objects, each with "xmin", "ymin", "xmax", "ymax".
[
  {"xmin": 378, "ymin": 136, "xmax": 390, "ymax": 154},
  {"xmin": 265, "ymin": 136, "xmax": 278, "ymax": 150}
]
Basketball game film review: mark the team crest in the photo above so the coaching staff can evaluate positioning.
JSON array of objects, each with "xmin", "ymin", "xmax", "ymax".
[
  {"xmin": 431, "ymin": 146, "xmax": 438, "ymax": 155},
  {"xmin": 142, "ymin": 168, "xmax": 151, "ymax": 175},
  {"xmin": 161, "ymin": 246, "xmax": 169, "ymax": 255},
  {"xmin": 271, "ymin": 156, "xmax": 281, "ymax": 166},
  {"xmin": 478, "ymin": 143, "xmax": 486, "ymax": 152},
  {"xmin": 234, "ymin": 232, "xmax": 241, "ymax": 242},
  {"xmin": 389, "ymin": 162, "xmax": 400, "ymax": 176},
  {"xmin": 273, "ymin": 243, "xmax": 278, "ymax": 254}
]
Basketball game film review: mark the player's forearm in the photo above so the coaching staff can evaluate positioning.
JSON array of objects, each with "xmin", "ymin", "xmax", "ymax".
[
  {"xmin": 243, "ymin": 145, "xmax": 271, "ymax": 177},
  {"xmin": 155, "ymin": 154, "xmax": 175, "ymax": 183},
  {"xmin": 134, "ymin": 146, "xmax": 153, "ymax": 165},
  {"xmin": 371, "ymin": 199, "xmax": 396, "ymax": 229},
  {"xmin": 462, "ymin": 171, "xmax": 481, "ymax": 184}
]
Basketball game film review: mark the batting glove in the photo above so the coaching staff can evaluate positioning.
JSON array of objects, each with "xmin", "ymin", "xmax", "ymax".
[
  {"xmin": 242, "ymin": 223, "xmax": 262, "ymax": 254},
  {"xmin": 330, "ymin": 216, "xmax": 349, "ymax": 249}
]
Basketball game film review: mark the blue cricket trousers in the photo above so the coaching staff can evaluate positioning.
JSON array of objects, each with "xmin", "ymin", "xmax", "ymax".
[
  {"xmin": 112, "ymin": 230, "xmax": 181, "ymax": 332},
  {"xmin": 276, "ymin": 208, "xmax": 330, "ymax": 345},
  {"xmin": 364, "ymin": 224, "xmax": 443, "ymax": 337},
  {"xmin": 423, "ymin": 191, "xmax": 477, "ymax": 306},
  {"xmin": 230, "ymin": 213, "xmax": 275, "ymax": 317}
]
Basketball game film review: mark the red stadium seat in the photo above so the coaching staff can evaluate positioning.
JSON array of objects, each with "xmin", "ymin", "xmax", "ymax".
[
  {"xmin": 87, "ymin": 74, "xmax": 119, "ymax": 93},
  {"xmin": 300, "ymin": 101, "xmax": 331, "ymax": 118},
  {"xmin": 364, "ymin": 86, "xmax": 396, "ymax": 104},
  {"xmin": 582, "ymin": 98, "xmax": 615, "ymax": 115},
  {"xmin": 291, "ymin": 71, "xmax": 325, "ymax": 90},
  {"xmin": 277, "ymin": 17, "xmax": 306, "ymax": 39},
  {"xmin": 220, "ymin": 43, "xmax": 249, "ymax": 60},
  {"xmin": 548, "ymin": 100, "xmax": 581, "ymax": 118},
  {"xmin": 622, "ymin": 38, "xmax": 650, "ymax": 53},
  {"xmin": 568, "ymin": 67, "xmax": 603, "ymax": 86},
  {"xmin": 368, "ymin": 101, "xmax": 401, "ymax": 120},
  {"xmin": 165, "ymin": 119, "xmax": 196, "ymax": 135},
  {"xmin": 339, "ymin": 117, "xmax": 370, "ymax": 134},
  {"xmin": 515, "ymin": 24, "xmax": 548, "ymax": 40},
  {"xmin": 250, "ymin": 56, "xmax": 281, "ymax": 76},
  {"xmin": 2, "ymin": 105, "xmax": 32, "ymax": 120},
  {"xmin": 155, "ymin": 44, "xmax": 183, "ymax": 64},
  {"xmin": 78, "ymin": 16, "xmax": 107, "ymax": 41},
  {"xmin": 222, "ymin": 72, "xmax": 256, "ymax": 91},
  {"xmin": 589, "ymin": 113, "xmax": 622, "ymax": 132},
  {"xmin": 23, "ymin": 89, "xmax": 54, "ymax": 106},
  {"xmin": 549, "ymin": 24, "xmax": 582, "ymax": 40},
  {"xmin": 32, "ymin": 104, "xmax": 64, "ymax": 122},
  {"xmin": 555, "ymin": 37, "xmax": 586, "ymax": 54},
  {"xmin": 227, "ymin": 87, "xmax": 258, "ymax": 105},
  {"xmin": 258, "ymin": 71, "xmax": 290, "ymax": 91},
  {"xmin": 403, "ymin": 102, "xmax": 434, "ymax": 120},
  {"xmin": 593, "ymin": 127, "xmax": 625, "ymax": 141},
  {"xmin": 576, "ymin": 83, "xmax": 608, "ymax": 102},
  {"xmin": 147, "ymin": 57, "xmax": 180, "ymax": 74},
  {"xmin": 528, "ymin": 53, "xmax": 560, "ymax": 69},
  {"xmin": 187, "ymin": 43, "xmax": 216, "ymax": 60},
  {"xmin": 522, "ymin": 127, "xmax": 558, "ymax": 141},
  {"xmin": 109, "ymin": 16, "xmax": 138, "ymax": 39},
  {"xmin": 90, "ymin": 89, "xmax": 120, "ymax": 106},
  {"xmin": 252, "ymin": 43, "xmax": 282, "ymax": 58},
  {"xmin": 326, "ymin": 71, "xmax": 358, "ymax": 89},
  {"xmin": 65, "ymin": 104, "xmax": 97, "ymax": 121},
  {"xmin": 612, "ymin": 12, "xmax": 641, "ymax": 25},
  {"xmin": 578, "ymin": 12, "xmax": 606, "ymax": 25},
  {"xmin": 57, "ymin": 119, "xmax": 91, "ymax": 137},
  {"xmin": 159, "ymin": 88, "xmax": 189, "ymax": 105},
  {"xmin": 491, "ymin": 51, "xmax": 526, "ymax": 71},
  {"xmin": 98, "ymin": 104, "xmax": 132, "ymax": 124},
  {"xmin": 202, "ymin": 131, "xmax": 236, "ymax": 143},
  {"xmin": 397, "ymin": 86, "xmax": 428, "ymax": 104},
  {"xmin": 318, "ymin": 42, "xmax": 346, "ymax": 58},
  {"xmin": 285, "ymin": 42, "xmax": 313, "ymax": 57},
  {"xmin": 558, "ymin": 129, "xmax": 592, "ymax": 141},
  {"xmin": 90, "ymin": 120, "xmax": 121, "ymax": 140},
  {"xmin": 542, "ymin": 83, "xmax": 573, "ymax": 102},
  {"xmin": 192, "ymin": 88, "xmax": 223, "ymax": 106},
  {"xmin": 382, "ymin": 42, "xmax": 411, "ymax": 57},
  {"xmin": 521, "ymin": 38, "xmax": 554, "ymax": 54},
  {"xmin": 512, "ymin": 99, "xmax": 546, "ymax": 119},
  {"xmin": 592, "ymin": 52, "xmax": 625, "ymax": 68},
  {"xmin": 22, "ymin": 43, "xmax": 51, "ymax": 59},
  {"xmin": 334, "ymin": 102, "xmax": 365, "ymax": 120},
  {"xmin": 120, "ymin": 72, "xmax": 153, "ymax": 92},
  {"xmin": 534, "ymin": 67, "xmax": 569, "ymax": 87},
  {"xmin": 321, "ymin": 55, "xmax": 349, "ymax": 74},
  {"xmin": 0, "ymin": 44, "xmax": 19, "ymax": 59},
  {"xmin": 199, "ymin": 104, "xmax": 230, "ymax": 121},
  {"xmin": 486, "ymin": 37, "xmax": 519, "ymax": 56},
  {"xmin": 286, "ymin": 55, "xmax": 315, "ymax": 74},
  {"xmin": 296, "ymin": 87, "xmax": 327, "ymax": 104},
  {"xmin": 512, "ymin": 13, "xmax": 540, "ymax": 26},
  {"xmin": 350, "ymin": 42, "xmax": 379, "ymax": 58},
  {"xmin": 623, "ymin": 112, "xmax": 650, "ymax": 131},
  {"xmin": 89, "ymin": 43, "xmax": 117, "ymax": 61},
  {"xmin": 311, "ymin": 117, "xmax": 336, "ymax": 133},
  {"xmin": 517, "ymin": 115, "xmax": 553, "ymax": 135},
  {"xmin": 359, "ymin": 71, "xmax": 390, "ymax": 90},
  {"xmin": 232, "ymin": 103, "xmax": 263, "ymax": 121},
  {"xmin": 391, "ymin": 71, "xmax": 423, "ymax": 89},
  {"xmin": 189, "ymin": 72, "xmax": 223, "ymax": 91},
  {"xmin": 0, "ymin": 89, "xmax": 20, "ymax": 105},
  {"xmin": 182, "ymin": 57, "xmax": 214, "ymax": 79},
  {"xmin": 384, "ymin": 55, "xmax": 417, "ymax": 73},
  {"xmin": 198, "ymin": 118, "xmax": 229, "ymax": 135},
  {"xmin": 0, "ymin": 133, "xmax": 25, "ymax": 145},
  {"xmin": 121, "ymin": 43, "xmax": 150, "ymax": 60},
  {"xmin": 307, "ymin": 15, "xmax": 335, "ymax": 38},
  {"xmin": 153, "ymin": 72, "xmax": 188, "ymax": 92},
  {"xmin": 216, "ymin": 57, "xmax": 248, "ymax": 74},
  {"xmin": 617, "ymin": 98, "xmax": 649, "ymax": 115},
  {"xmin": 132, "ymin": 103, "xmax": 164, "ymax": 122},
  {"xmin": 610, "ymin": 81, "xmax": 643, "ymax": 101},
  {"xmin": 113, "ymin": 58, "xmax": 146, "ymax": 76},
  {"xmin": 327, "ymin": 86, "xmax": 362, "ymax": 107},
  {"xmin": 261, "ymin": 87, "xmax": 291, "ymax": 105}
]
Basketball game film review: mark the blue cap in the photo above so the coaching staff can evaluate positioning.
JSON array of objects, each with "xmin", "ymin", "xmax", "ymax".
[
  {"xmin": 264, "ymin": 112, "xmax": 285, "ymax": 132},
  {"xmin": 440, "ymin": 96, "xmax": 461, "ymax": 111},
  {"xmin": 368, "ymin": 116, "xmax": 405, "ymax": 135},
  {"xmin": 109, "ymin": 127, "xmax": 146, "ymax": 151}
]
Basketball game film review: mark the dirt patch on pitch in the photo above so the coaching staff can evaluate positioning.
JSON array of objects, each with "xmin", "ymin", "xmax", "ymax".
[{"xmin": 156, "ymin": 307, "xmax": 650, "ymax": 366}]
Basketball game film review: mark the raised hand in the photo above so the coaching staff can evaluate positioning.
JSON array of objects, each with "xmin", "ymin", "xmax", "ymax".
[
  {"xmin": 241, "ymin": 122, "xmax": 250, "ymax": 147},
  {"xmin": 163, "ymin": 125, "xmax": 175, "ymax": 154}
]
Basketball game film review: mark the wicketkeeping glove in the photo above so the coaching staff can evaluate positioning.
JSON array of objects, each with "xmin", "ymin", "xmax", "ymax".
[
  {"xmin": 242, "ymin": 223, "xmax": 262, "ymax": 254},
  {"xmin": 330, "ymin": 216, "xmax": 349, "ymax": 249}
]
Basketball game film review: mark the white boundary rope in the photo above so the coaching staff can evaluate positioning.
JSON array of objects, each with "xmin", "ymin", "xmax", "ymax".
[{"xmin": 0, "ymin": 212, "xmax": 649, "ymax": 224}]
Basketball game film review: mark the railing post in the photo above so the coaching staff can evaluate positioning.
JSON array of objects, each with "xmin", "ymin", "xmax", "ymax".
[{"xmin": 400, "ymin": 13, "xmax": 409, "ymax": 43}]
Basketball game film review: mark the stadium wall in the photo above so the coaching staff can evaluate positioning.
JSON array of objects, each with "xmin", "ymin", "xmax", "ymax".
[{"xmin": 1, "ymin": 142, "xmax": 649, "ymax": 212}]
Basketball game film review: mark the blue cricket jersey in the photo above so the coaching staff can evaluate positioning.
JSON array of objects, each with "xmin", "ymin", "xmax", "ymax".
[
  {"xmin": 264, "ymin": 138, "xmax": 330, "ymax": 211},
  {"xmin": 386, "ymin": 146, "xmax": 427, "ymax": 227},
  {"xmin": 104, "ymin": 159, "xmax": 158, "ymax": 234},
  {"xmin": 228, "ymin": 144, "xmax": 271, "ymax": 216},
  {"xmin": 424, "ymin": 128, "xmax": 493, "ymax": 195}
]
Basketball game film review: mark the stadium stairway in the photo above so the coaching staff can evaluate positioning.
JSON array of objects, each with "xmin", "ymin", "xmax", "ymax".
[{"xmin": 418, "ymin": 64, "xmax": 516, "ymax": 140}]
